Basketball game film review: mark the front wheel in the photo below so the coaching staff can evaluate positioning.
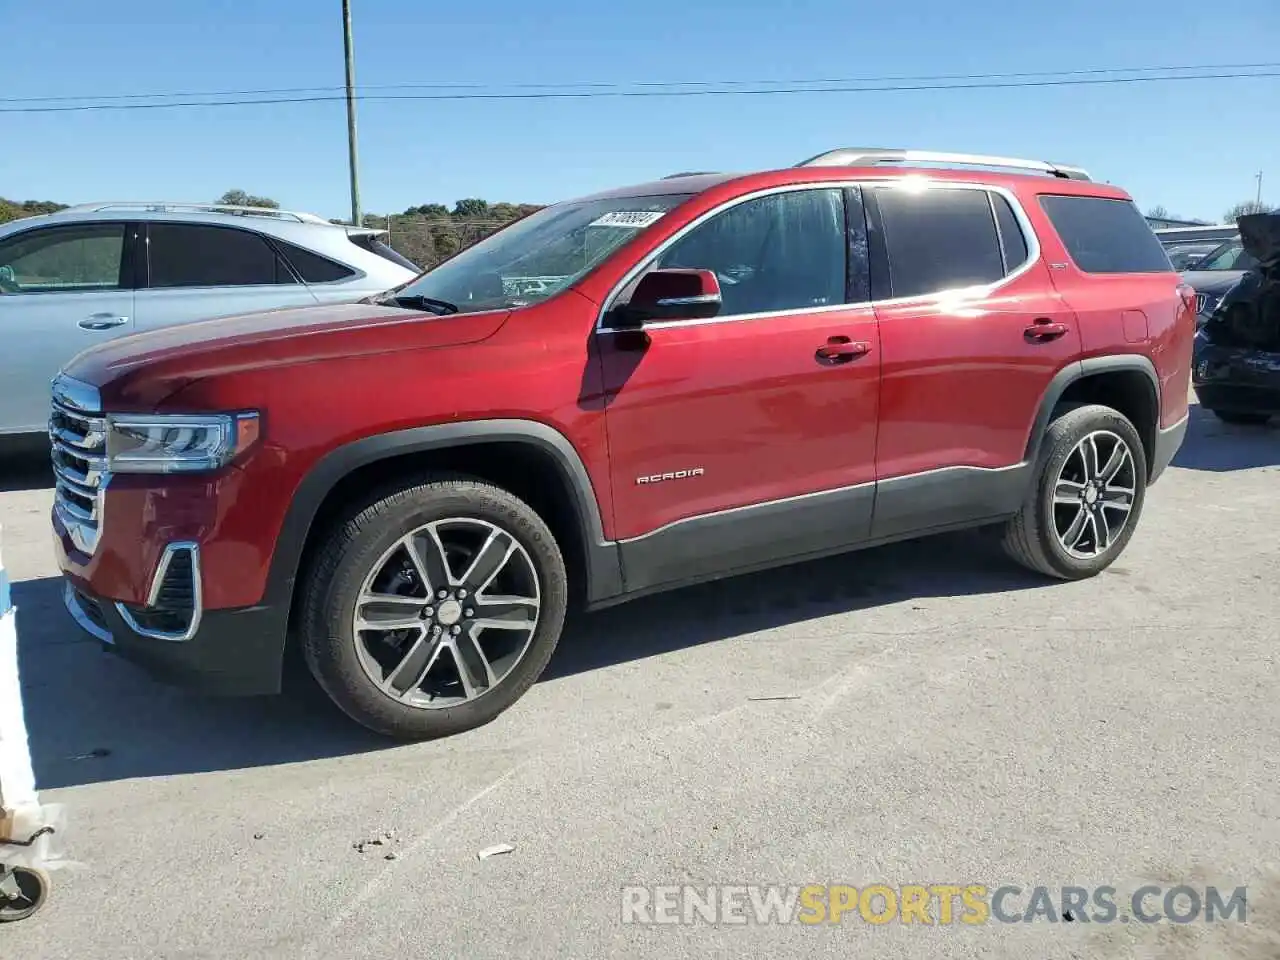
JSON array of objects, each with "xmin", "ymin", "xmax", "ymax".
[
  {"xmin": 1001, "ymin": 404, "xmax": 1148, "ymax": 580},
  {"xmin": 299, "ymin": 475, "xmax": 568, "ymax": 740}
]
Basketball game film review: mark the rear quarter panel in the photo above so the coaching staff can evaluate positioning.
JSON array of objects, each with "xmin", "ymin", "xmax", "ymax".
[{"xmin": 1020, "ymin": 186, "xmax": 1193, "ymax": 429}]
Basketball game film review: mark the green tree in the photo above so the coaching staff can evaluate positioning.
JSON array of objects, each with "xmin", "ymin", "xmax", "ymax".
[
  {"xmin": 403, "ymin": 203, "xmax": 449, "ymax": 218},
  {"xmin": 0, "ymin": 197, "xmax": 69, "ymax": 225},
  {"xmin": 451, "ymin": 198, "xmax": 489, "ymax": 218},
  {"xmin": 216, "ymin": 189, "xmax": 280, "ymax": 209}
]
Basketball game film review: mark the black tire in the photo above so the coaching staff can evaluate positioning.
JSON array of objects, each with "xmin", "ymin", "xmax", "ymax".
[
  {"xmin": 1209, "ymin": 409, "xmax": 1272, "ymax": 426},
  {"xmin": 0, "ymin": 867, "xmax": 49, "ymax": 922},
  {"xmin": 298, "ymin": 474, "xmax": 568, "ymax": 740},
  {"xmin": 1001, "ymin": 403, "xmax": 1148, "ymax": 580}
]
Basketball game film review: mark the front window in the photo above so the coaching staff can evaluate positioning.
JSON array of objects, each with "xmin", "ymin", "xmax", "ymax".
[
  {"xmin": 1190, "ymin": 240, "xmax": 1258, "ymax": 272},
  {"xmin": 384, "ymin": 193, "xmax": 692, "ymax": 314},
  {"xmin": 0, "ymin": 223, "xmax": 125, "ymax": 294}
]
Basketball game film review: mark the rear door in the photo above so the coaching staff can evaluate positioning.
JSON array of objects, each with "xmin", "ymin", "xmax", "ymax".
[
  {"xmin": 0, "ymin": 220, "xmax": 137, "ymax": 434},
  {"xmin": 866, "ymin": 182, "xmax": 1081, "ymax": 538},
  {"xmin": 132, "ymin": 221, "xmax": 319, "ymax": 330}
]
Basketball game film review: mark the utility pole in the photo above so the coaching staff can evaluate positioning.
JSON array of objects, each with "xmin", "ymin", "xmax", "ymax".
[
  {"xmin": 342, "ymin": 0, "xmax": 363, "ymax": 227},
  {"xmin": 1256, "ymin": 170, "xmax": 1264, "ymax": 206}
]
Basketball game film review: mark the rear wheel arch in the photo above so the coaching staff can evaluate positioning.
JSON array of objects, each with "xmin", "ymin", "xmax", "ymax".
[
  {"xmin": 267, "ymin": 420, "xmax": 622, "ymax": 615},
  {"xmin": 1025, "ymin": 357, "xmax": 1161, "ymax": 473}
]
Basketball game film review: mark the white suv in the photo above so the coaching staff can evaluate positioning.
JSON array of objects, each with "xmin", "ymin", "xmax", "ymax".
[{"xmin": 0, "ymin": 202, "xmax": 420, "ymax": 437}]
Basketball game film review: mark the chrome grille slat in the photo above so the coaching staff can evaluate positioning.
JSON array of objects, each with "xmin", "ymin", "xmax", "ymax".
[
  {"xmin": 50, "ymin": 374, "xmax": 106, "ymax": 555},
  {"xmin": 56, "ymin": 472, "xmax": 98, "ymax": 503}
]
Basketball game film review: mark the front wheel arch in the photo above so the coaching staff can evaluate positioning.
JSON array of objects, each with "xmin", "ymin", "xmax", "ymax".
[{"xmin": 271, "ymin": 421, "xmax": 623, "ymax": 617}]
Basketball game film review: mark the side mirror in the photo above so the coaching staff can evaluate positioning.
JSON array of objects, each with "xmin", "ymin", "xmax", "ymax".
[{"xmin": 612, "ymin": 268, "xmax": 722, "ymax": 327}]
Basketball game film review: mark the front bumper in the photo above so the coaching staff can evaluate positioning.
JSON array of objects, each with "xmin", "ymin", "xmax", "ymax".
[
  {"xmin": 1193, "ymin": 340, "xmax": 1280, "ymax": 413},
  {"xmin": 62, "ymin": 578, "xmax": 287, "ymax": 696}
]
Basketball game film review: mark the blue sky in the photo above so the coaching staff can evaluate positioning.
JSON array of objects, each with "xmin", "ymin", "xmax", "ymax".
[{"xmin": 2, "ymin": 0, "xmax": 1277, "ymax": 222}]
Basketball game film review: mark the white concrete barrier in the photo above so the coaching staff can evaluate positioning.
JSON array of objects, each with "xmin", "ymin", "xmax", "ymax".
[{"xmin": 0, "ymin": 526, "xmax": 61, "ymax": 869}]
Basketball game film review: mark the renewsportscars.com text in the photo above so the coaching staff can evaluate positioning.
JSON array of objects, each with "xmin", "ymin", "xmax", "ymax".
[{"xmin": 620, "ymin": 884, "xmax": 1247, "ymax": 926}]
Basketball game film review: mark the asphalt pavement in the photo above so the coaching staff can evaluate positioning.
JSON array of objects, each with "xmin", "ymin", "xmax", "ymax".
[{"xmin": 2, "ymin": 400, "xmax": 1278, "ymax": 959}]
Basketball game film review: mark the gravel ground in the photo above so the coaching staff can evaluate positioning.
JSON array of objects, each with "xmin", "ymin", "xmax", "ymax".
[{"xmin": 2, "ymin": 400, "xmax": 1278, "ymax": 959}]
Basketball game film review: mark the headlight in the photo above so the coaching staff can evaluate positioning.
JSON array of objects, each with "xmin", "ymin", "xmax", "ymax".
[{"xmin": 105, "ymin": 412, "xmax": 261, "ymax": 474}]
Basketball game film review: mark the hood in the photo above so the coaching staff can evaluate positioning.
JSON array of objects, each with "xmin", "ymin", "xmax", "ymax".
[
  {"xmin": 1238, "ymin": 212, "xmax": 1280, "ymax": 270},
  {"xmin": 64, "ymin": 300, "xmax": 510, "ymax": 407},
  {"xmin": 1180, "ymin": 269, "xmax": 1248, "ymax": 294}
]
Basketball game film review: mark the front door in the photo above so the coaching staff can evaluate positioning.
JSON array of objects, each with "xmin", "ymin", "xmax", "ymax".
[
  {"xmin": 0, "ymin": 221, "xmax": 137, "ymax": 434},
  {"xmin": 597, "ymin": 186, "xmax": 882, "ymax": 592},
  {"xmin": 864, "ymin": 182, "xmax": 1082, "ymax": 539}
]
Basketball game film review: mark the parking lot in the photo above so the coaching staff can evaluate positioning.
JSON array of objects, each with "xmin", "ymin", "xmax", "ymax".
[{"xmin": 3, "ymin": 398, "xmax": 1278, "ymax": 959}]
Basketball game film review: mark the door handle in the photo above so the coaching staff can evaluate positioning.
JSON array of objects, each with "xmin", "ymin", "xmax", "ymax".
[
  {"xmin": 1024, "ymin": 318, "xmax": 1069, "ymax": 342},
  {"xmin": 79, "ymin": 314, "xmax": 129, "ymax": 331},
  {"xmin": 815, "ymin": 336, "xmax": 871, "ymax": 365}
]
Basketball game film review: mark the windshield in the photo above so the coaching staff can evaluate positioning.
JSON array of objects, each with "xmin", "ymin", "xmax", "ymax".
[
  {"xmin": 386, "ymin": 193, "xmax": 692, "ymax": 314},
  {"xmin": 1189, "ymin": 240, "xmax": 1259, "ymax": 272},
  {"xmin": 1163, "ymin": 240, "xmax": 1226, "ymax": 270}
]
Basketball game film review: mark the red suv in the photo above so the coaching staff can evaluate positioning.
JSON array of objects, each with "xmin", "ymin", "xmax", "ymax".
[{"xmin": 53, "ymin": 148, "xmax": 1195, "ymax": 739}]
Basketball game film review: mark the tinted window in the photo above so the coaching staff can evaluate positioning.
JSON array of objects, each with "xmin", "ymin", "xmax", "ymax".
[
  {"xmin": 148, "ymin": 223, "xmax": 295, "ymax": 288},
  {"xmin": 876, "ymin": 187, "xmax": 1005, "ymax": 298},
  {"xmin": 991, "ymin": 193, "xmax": 1029, "ymax": 271},
  {"xmin": 0, "ymin": 224, "xmax": 125, "ymax": 293},
  {"xmin": 275, "ymin": 239, "xmax": 356, "ymax": 283},
  {"xmin": 655, "ymin": 188, "xmax": 848, "ymax": 316},
  {"xmin": 1039, "ymin": 196, "xmax": 1172, "ymax": 274},
  {"xmin": 349, "ymin": 233, "xmax": 420, "ymax": 271}
]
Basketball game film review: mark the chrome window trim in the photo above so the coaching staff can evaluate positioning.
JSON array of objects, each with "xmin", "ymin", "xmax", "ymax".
[
  {"xmin": 114, "ymin": 541, "xmax": 203, "ymax": 643},
  {"xmin": 594, "ymin": 177, "xmax": 1040, "ymax": 334}
]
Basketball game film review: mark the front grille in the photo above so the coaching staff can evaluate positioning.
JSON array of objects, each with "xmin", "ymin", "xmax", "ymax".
[{"xmin": 49, "ymin": 377, "xmax": 107, "ymax": 555}]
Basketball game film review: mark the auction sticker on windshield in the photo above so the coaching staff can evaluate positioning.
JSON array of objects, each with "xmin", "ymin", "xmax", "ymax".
[{"xmin": 588, "ymin": 211, "xmax": 669, "ymax": 229}]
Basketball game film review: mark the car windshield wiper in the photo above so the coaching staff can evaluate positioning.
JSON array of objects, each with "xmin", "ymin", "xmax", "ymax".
[{"xmin": 385, "ymin": 294, "xmax": 459, "ymax": 316}]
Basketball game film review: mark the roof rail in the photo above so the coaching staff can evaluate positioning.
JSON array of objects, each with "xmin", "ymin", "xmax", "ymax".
[
  {"xmin": 661, "ymin": 171, "xmax": 720, "ymax": 179},
  {"xmin": 56, "ymin": 202, "xmax": 333, "ymax": 224},
  {"xmin": 796, "ymin": 148, "xmax": 1091, "ymax": 182}
]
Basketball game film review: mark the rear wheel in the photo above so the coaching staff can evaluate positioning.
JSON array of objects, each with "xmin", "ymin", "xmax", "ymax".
[
  {"xmin": 299, "ymin": 475, "xmax": 568, "ymax": 740},
  {"xmin": 1002, "ymin": 404, "xmax": 1147, "ymax": 580},
  {"xmin": 1209, "ymin": 409, "xmax": 1272, "ymax": 426}
]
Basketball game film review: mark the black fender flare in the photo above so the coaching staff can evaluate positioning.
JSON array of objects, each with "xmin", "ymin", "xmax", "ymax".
[
  {"xmin": 263, "ymin": 419, "xmax": 624, "ymax": 610},
  {"xmin": 1023, "ymin": 355, "xmax": 1161, "ymax": 465}
]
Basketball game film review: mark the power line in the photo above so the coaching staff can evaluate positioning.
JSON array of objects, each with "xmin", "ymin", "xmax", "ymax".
[{"xmin": 4, "ymin": 63, "xmax": 1278, "ymax": 112}]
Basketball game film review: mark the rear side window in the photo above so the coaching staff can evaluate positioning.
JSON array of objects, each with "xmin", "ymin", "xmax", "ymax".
[
  {"xmin": 274, "ymin": 239, "xmax": 357, "ymax": 283},
  {"xmin": 1039, "ymin": 196, "xmax": 1172, "ymax": 274},
  {"xmin": 875, "ymin": 187, "xmax": 1006, "ymax": 298},
  {"xmin": 148, "ymin": 223, "xmax": 296, "ymax": 288},
  {"xmin": 349, "ymin": 233, "xmax": 420, "ymax": 272},
  {"xmin": 991, "ymin": 193, "xmax": 1029, "ymax": 272}
]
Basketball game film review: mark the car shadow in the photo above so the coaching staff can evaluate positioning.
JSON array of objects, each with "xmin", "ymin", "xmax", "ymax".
[
  {"xmin": 1170, "ymin": 402, "xmax": 1279, "ymax": 472},
  {"xmin": 0, "ymin": 442, "xmax": 53, "ymax": 493},
  {"xmin": 17, "ymin": 529, "xmax": 1046, "ymax": 790},
  {"xmin": 546, "ymin": 528, "xmax": 1045, "ymax": 680}
]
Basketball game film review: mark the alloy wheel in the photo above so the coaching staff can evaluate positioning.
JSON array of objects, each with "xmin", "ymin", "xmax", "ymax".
[
  {"xmin": 352, "ymin": 518, "xmax": 541, "ymax": 709},
  {"xmin": 1051, "ymin": 430, "xmax": 1138, "ymax": 559}
]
